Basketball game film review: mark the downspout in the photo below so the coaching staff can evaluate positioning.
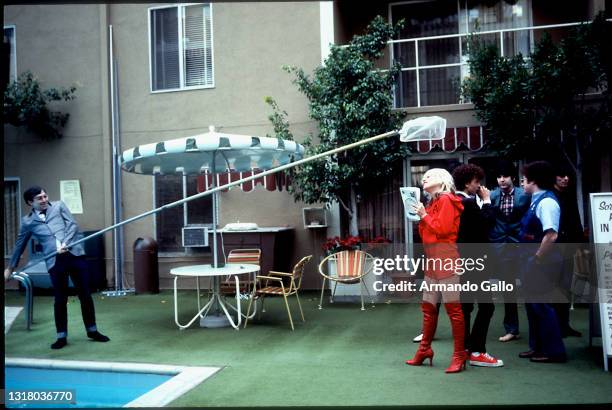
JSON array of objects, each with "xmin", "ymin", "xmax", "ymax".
[{"xmin": 109, "ymin": 25, "xmax": 126, "ymax": 295}]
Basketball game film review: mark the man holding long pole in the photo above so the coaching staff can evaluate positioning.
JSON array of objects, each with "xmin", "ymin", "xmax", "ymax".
[{"xmin": 4, "ymin": 186, "xmax": 110, "ymax": 349}]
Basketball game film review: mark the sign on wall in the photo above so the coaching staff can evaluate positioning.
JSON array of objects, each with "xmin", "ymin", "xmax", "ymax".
[
  {"xmin": 60, "ymin": 180, "xmax": 83, "ymax": 214},
  {"xmin": 590, "ymin": 192, "xmax": 612, "ymax": 372}
]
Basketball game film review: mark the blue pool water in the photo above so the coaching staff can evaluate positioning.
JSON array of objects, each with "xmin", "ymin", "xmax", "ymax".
[{"xmin": 5, "ymin": 366, "xmax": 173, "ymax": 408}]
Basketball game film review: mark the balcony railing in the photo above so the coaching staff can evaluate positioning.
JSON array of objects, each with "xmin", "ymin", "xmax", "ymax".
[{"xmin": 388, "ymin": 20, "xmax": 600, "ymax": 109}]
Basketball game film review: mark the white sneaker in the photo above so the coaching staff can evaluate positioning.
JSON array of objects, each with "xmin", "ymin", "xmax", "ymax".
[
  {"xmin": 412, "ymin": 333, "xmax": 423, "ymax": 343},
  {"xmin": 469, "ymin": 352, "xmax": 504, "ymax": 367}
]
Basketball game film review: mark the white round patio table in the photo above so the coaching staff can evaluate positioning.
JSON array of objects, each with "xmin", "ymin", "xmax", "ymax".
[{"xmin": 170, "ymin": 263, "xmax": 260, "ymax": 330}]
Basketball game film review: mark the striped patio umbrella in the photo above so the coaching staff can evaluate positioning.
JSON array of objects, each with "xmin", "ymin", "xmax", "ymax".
[{"xmin": 120, "ymin": 126, "xmax": 305, "ymax": 176}]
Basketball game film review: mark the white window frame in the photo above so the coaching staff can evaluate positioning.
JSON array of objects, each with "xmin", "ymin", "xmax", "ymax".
[
  {"xmin": 4, "ymin": 25, "xmax": 17, "ymax": 83},
  {"xmin": 148, "ymin": 3, "xmax": 215, "ymax": 94},
  {"xmin": 4, "ymin": 177, "xmax": 21, "ymax": 258},
  {"xmin": 388, "ymin": 0, "xmax": 534, "ymax": 108}
]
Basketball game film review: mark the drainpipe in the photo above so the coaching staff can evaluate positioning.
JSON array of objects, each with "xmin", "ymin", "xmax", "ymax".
[{"xmin": 107, "ymin": 25, "xmax": 127, "ymax": 296}]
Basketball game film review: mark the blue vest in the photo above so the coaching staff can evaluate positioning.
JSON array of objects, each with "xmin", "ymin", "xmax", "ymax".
[{"xmin": 519, "ymin": 190, "xmax": 559, "ymax": 243}]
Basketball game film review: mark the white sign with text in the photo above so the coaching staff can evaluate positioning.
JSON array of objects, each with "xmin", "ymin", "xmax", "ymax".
[
  {"xmin": 590, "ymin": 192, "xmax": 612, "ymax": 371},
  {"xmin": 60, "ymin": 180, "xmax": 83, "ymax": 214}
]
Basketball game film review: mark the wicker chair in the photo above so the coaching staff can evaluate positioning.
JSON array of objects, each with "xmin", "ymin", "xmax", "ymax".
[
  {"xmin": 244, "ymin": 255, "xmax": 312, "ymax": 330},
  {"xmin": 318, "ymin": 250, "xmax": 375, "ymax": 311}
]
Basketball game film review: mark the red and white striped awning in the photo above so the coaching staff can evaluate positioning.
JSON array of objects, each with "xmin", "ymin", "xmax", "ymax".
[
  {"xmin": 196, "ymin": 169, "xmax": 292, "ymax": 193},
  {"xmin": 412, "ymin": 126, "xmax": 485, "ymax": 154}
]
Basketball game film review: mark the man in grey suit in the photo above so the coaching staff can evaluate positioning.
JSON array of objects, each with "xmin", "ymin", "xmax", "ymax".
[{"xmin": 4, "ymin": 186, "xmax": 109, "ymax": 349}]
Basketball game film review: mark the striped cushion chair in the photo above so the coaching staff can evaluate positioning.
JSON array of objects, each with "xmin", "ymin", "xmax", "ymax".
[
  {"xmin": 318, "ymin": 250, "xmax": 375, "ymax": 311},
  {"xmin": 244, "ymin": 255, "xmax": 312, "ymax": 330},
  {"xmin": 220, "ymin": 248, "xmax": 261, "ymax": 297}
]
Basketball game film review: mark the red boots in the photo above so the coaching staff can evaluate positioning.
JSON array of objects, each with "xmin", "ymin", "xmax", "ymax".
[
  {"xmin": 406, "ymin": 303, "xmax": 438, "ymax": 366},
  {"xmin": 444, "ymin": 302, "xmax": 467, "ymax": 373},
  {"xmin": 406, "ymin": 302, "xmax": 467, "ymax": 373}
]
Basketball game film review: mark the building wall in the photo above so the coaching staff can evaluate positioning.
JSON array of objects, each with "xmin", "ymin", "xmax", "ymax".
[
  {"xmin": 3, "ymin": 5, "xmax": 113, "ymax": 283},
  {"xmin": 109, "ymin": 2, "xmax": 323, "ymax": 288},
  {"xmin": 4, "ymin": 2, "xmax": 326, "ymax": 289}
]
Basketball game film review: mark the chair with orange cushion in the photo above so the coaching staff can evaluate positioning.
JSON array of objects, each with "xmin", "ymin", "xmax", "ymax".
[
  {"xmin": 244, "ymin": 255, "xmax": 312, "ymax": 330},
  {"xmin": 318, "ymin": 249, "xmax": 375, "ymax": 311},
  {"xmin": 220, "ymin": 248, "xmax": 261, "ymax": 298}
]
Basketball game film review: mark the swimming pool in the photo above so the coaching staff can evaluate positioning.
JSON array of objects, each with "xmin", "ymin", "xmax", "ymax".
[{"xmin": 5, "ymin": 358, "xmax": 221, "ymax": 408}]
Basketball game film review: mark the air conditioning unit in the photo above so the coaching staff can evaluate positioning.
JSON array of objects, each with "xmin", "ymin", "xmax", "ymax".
[{"xmin": 182, "ymin": 226, "xmax": 209, "ymax": 247}]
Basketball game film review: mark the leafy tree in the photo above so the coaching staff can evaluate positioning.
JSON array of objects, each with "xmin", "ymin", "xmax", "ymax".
[
  {"xmin": 4, "ymin": 71, "xmax": 77, "ymax": 139},
  {"xmin": 462, "ymin": 13, "xmax": 611, "ymax": 173},
  {"xmin": 267, "ymin": 16, "xmax": 407, "ymax": 235}
]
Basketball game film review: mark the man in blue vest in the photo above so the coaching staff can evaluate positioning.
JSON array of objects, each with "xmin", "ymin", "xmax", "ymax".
[{"xmin": 518, "ymin": 161, "xmax": 566, "ymax": 363}]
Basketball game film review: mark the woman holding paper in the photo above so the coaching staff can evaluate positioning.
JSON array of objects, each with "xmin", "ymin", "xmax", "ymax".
[{"xmin": 405, "ymin": 168, "xmax": 466, "ymax": 373}]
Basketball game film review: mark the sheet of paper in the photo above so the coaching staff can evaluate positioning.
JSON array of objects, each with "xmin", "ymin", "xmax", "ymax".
[
  {"xmin": 400, "ymin": 187, "xmax": 421, "ymax": 222},
  {"xmin": 60, "ymin": 180, "xmax": 83, "ymax": 214}
]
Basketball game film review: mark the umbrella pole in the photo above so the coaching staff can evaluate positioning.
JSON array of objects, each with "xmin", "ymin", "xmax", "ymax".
[
  {"xmin": 200, "ymin": 154, "xmax": 233, "ymax": 328},
  {"xmin": 212, "ymin": 154, "xmax": 219, "ymax": 270}
]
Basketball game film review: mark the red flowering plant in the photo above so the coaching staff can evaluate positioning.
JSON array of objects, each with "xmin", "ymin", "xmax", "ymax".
[
  {"xmin": 363, "ymin": 235, "xmax": 392, "ymax": 256},
  {"xmin": 322, "ymin": 235, "xmax": 363, "ymax": 255}
]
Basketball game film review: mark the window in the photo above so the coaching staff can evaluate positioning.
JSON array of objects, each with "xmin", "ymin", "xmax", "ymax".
[
  {"xmin": 4, "ymin": 178, "xmax": 21, "ymax": 257},
  {"xmin": 4, "ymin": 26, "xmax": 16, "ymax": 86},
  {"xmin": 154, "ymin": 175, "xmax": 213, "ymax": 253},
  {"xmin": 390, "ymin": 0, "xmax": 531, "ymax": 108},
  {"xmin": 149, "ymin": 3, "xmax": 214, "ymax": 92}
]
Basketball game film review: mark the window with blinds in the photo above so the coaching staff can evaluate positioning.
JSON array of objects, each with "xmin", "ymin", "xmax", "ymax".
[{"xmin": 149, "ymin": 4, "xmax": 214, "ymax": 92}]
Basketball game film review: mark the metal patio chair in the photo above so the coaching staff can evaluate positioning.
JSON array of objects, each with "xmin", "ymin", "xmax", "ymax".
[
  {"xmin": 244, "ymin": 255, "xmax": 312, "ymax": 330},
  {"xmin": 318, "ymin": 249, "xmax": 375, "ymax": 311}
]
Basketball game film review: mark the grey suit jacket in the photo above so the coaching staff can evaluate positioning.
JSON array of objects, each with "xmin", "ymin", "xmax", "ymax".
[{"xmin": 9, "ymin": 200, "xmax": 85, "ymax": 271}]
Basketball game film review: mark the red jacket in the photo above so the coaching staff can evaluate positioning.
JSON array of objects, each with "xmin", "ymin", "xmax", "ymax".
[{"xmin": 418, "ymin": 193, "xmax": 464, "ymax": 279}]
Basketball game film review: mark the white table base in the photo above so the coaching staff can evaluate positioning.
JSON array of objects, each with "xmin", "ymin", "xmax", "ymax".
[{"xmin": 173, "ymin": 274, "xmax": 258, "ymax": 330}]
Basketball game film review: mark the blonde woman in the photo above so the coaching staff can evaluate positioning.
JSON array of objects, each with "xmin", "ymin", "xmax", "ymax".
[{"xmin": 405, "ymin": 168, "xmax": 467, "ymax": 373}]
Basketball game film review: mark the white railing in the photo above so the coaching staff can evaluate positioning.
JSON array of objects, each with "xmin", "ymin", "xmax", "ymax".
[{"xmin": 388, "ymin": 20, "xmax": 603, "ymax": 108}]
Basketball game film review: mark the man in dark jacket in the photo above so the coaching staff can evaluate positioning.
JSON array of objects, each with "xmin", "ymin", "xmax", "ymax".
[
  {"xmin": 552, "ymin": 164, "xmax": 585, "ymax": 337},
  {"xmin": 452, "ymin": 164, "xmax": 502, "ymax": 367},
  {"xmin": 488, "ymin": 160, "xmax": 531, "ymax": 343}
]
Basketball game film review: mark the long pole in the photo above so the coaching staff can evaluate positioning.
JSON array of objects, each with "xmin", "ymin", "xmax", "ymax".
[{"xmin": 11, "ymin": 129, "xmax": 399, "ymax": 275}]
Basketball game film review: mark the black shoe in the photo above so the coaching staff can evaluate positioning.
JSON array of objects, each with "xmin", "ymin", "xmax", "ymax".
[
  {"xmin": 51, "ymin": 338, "xmax": 67, "ymax": 349},
  {"xmin": 87, "ymin": 331, "xmax": 110, "ymax": 342},
  {"xmin": 530, "ymin": 355, "xmax": 567, "ymax": 363},
  {"xmin": 562, "ymin": 327, "xmax": 582, "ymax": 338},
  {"xmin": 519, "ymin": 350, "xmax": 536, "ymax": 358}
]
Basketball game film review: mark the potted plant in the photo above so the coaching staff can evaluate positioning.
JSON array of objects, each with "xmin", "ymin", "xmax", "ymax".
[{"xmin": 322, "ymin": 235, "xmax": 363, "ymax": 255}]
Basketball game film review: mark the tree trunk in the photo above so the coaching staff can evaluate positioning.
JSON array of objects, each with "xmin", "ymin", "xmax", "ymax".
[
  {"xmin": 574, "ymin": 137, "xmax": 585, "ymax": 227},
  {"xmin": 349, "ymin": 186, "xmax": 359, "ymax": 236},
  {"xmin": 561, "ymin": 131, "xmax": 585, "ymax": 228}
]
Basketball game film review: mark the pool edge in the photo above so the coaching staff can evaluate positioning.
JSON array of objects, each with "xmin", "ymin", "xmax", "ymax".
[{"xmin": 5, "ymin": 357, "xmax": 223, "ymax": 407}]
